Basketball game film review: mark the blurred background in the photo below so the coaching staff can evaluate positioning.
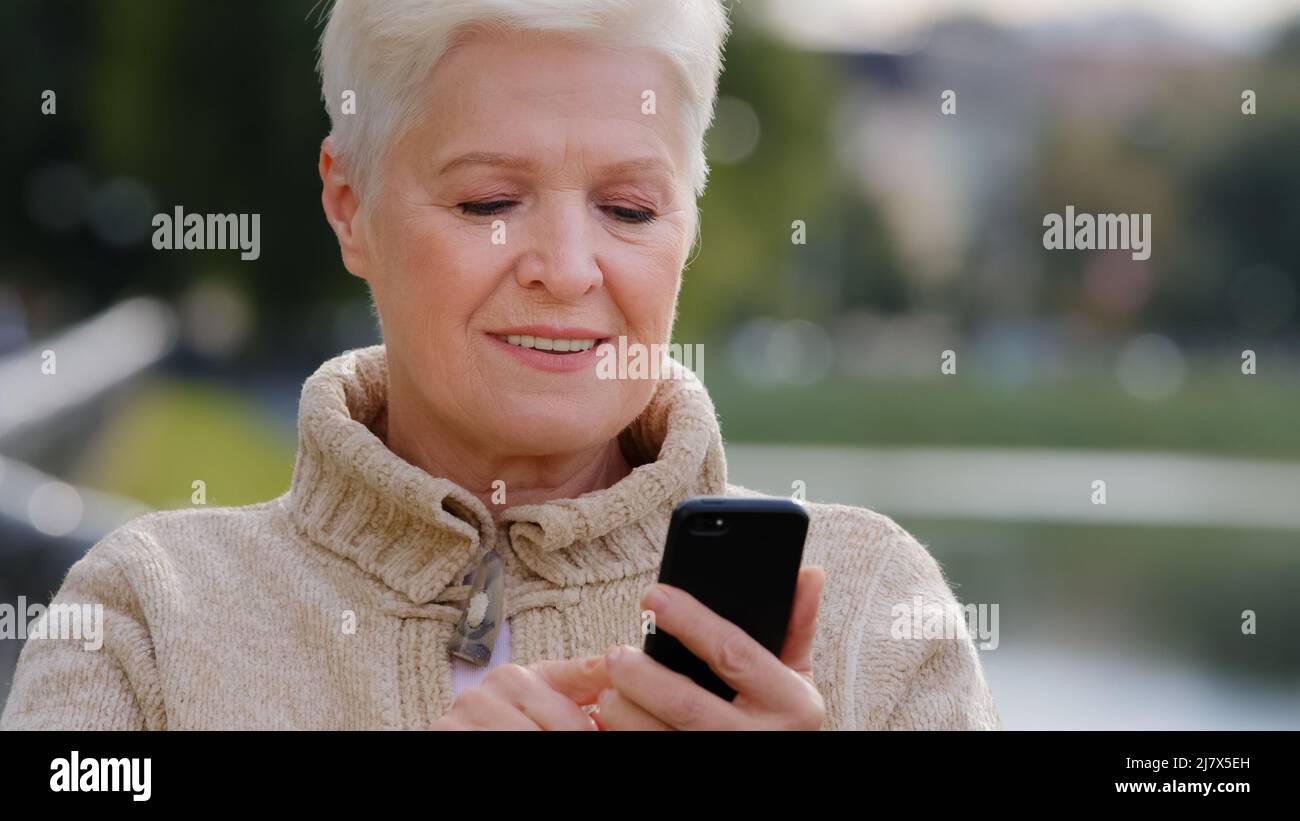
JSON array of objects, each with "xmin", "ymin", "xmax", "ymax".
[{"xmin": 2, "ymin": 0, "xmax": 1298, "ymax": 728}]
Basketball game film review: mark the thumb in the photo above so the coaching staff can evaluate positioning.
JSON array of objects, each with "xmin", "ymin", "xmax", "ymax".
[
  {"xmin": 778, "ymin": 565, "xmax": 825, "ymax": 676},
  {"xmin": 529, "ymin": 655, "xmax": 612, "ymax": 705}
]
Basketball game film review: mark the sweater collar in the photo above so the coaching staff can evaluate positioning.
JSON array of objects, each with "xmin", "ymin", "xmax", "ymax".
[{"xmin": 286, "ymin": 344, "xmax": 727, "ymax": 604}]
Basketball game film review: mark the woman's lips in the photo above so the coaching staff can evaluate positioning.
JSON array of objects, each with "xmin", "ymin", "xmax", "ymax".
[
  {"xmin": 491, "ymin": 332, "xmax": 599, "ymax": 353},
  {"xmin": 489, "ymin": 324, "xmax": 610, "ymax": 342},
  {"xmin": 485, "ymin": 331, "xmax": 611, "ymax": 373}
]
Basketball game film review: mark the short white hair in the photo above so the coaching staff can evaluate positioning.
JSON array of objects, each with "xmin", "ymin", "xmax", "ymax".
[{"xmin": 318, "ymin": 0, "xmax": 730, "ymax": 204}]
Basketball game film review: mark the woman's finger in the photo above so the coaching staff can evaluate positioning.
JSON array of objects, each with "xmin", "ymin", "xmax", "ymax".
[
  {"xmin": 603, "ymin": 644, "xmax": 743, "ymax": 729},
  {"xmin": 594, "ymin": 687, "xmax": 674, "ymax": 731},
  {"xmin": 640, "ymin": 582, "xmax": 809, "ymax": 711},
  {"xmin": 778, "ymin": 565, "xmax": 826, "ymax": 675},
  {"xmin": 485, "ymin": 664, "xmax": 599, "ymax": 730},
  {"xmin": 528, "ymin": 655, "xmax": 612, "ymax": 705},
  {"xmin": 453, "ymin": 685, "xmax": 542, "ymax": 730}
]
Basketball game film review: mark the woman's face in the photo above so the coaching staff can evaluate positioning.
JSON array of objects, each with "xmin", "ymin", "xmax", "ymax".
[{"xmin": 358, "ymin": 27, "xmax": 696, "ymax": 458}]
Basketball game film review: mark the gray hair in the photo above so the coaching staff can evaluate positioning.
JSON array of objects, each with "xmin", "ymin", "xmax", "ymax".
[{"xmin": 318, "ymin": 0, "xmax": 730, "ymax": 206}]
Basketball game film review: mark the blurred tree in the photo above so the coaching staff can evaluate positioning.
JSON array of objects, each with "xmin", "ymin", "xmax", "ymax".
[
  {"xmin": 2, "ymin": 0, "xmax": 344, "ymax": 360},
  {"xmin": 677, "ymin": 7, "xmax": 904, "ymax": 344},
  {"xmin": 1179, "ymin": 21, "xmax": 1300, "ymax": 337},
  {"xmin": 1029, "ymin": 15, "xmax": 1300, "ymax": 338}
]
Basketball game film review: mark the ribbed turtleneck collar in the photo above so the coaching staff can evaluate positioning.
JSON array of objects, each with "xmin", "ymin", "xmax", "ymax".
[{"xmin": 285, "ymin": 344, "xmax": 727, "ymax": 605}]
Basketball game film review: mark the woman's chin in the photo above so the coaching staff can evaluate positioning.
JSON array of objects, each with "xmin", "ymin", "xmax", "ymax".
[{"xmin": 486, "ymin": 406, "xmax": 626, "ymax": 456}]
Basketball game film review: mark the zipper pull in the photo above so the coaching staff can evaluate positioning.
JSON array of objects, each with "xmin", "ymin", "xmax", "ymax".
[{"xmin": 448, "ymin": 549, "xmax": 505, "ymax": 666}]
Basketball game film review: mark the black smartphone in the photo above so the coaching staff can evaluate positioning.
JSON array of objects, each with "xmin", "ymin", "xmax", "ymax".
[{"xmin": 643, "ymin": 496, "xmax": 809, "ymax": 701}]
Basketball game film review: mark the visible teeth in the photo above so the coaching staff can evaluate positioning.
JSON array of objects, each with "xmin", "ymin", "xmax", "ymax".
[{"xmin": 497, "ymin": 334, "xmax": 597, "ymax": 352}]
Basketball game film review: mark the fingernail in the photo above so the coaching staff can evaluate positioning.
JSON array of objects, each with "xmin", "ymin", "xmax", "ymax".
[
  {"xmin": 643, "ymin": 584, "xmax": 668, "ymax": 613},
  {"xmin": 606, "ymin": 645, "xmax": 623, "ymax": 664}
]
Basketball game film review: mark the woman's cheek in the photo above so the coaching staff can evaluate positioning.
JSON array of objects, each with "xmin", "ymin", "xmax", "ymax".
[
  {"xmin": 648, "ymin": 253, "xmax": 686, "ymax": 340},
  {"xmin": 617, "ymin": 235, "xmax": 684, "ymax": 321},
  {"xmin": 397, "ymin": 222, "xmax": 480, "ymax": 307}
]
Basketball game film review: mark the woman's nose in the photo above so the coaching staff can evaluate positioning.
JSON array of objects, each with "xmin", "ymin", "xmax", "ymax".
[{"xmin": 514, "ymin": 199, "xmax": 603, "ymax": 301}]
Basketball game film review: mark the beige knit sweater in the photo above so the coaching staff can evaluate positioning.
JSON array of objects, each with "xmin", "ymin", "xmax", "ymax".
[{"xmin": 2, "ymin": 345, "xmax": 1000, "ymax": 730}]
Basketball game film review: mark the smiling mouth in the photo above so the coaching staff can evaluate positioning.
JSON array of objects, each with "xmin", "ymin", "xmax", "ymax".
[{"xmin": 489, "ymin": 333, "xmax": 606, "ymax": 354}]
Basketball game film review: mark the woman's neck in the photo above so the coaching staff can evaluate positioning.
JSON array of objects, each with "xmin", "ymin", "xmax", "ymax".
[{"xmin": 382, "ymin": 389, "xmax": 634, "ymax": 520}]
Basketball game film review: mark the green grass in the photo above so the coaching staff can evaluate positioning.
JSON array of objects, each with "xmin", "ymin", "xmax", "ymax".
[{"xmin": 76, "ymin": 379, "xmax": 296, "ymax": 510}]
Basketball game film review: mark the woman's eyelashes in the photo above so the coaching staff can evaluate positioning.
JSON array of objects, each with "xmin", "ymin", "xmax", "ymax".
[
  {"xmin": 454, "ymin": 199, "xmax": 657, "ymax": 224},
  {"xmin": 603, "ymin": 205, "xmax": 656, "ymax": 224},
  {"xmin": 458, "ymin": 199, "xmax": 515, "ymax": 216}
]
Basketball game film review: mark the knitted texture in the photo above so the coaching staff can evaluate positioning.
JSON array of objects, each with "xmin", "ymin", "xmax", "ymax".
[{"xmin": 2, "ymin": 345, "xmax": 1000, "ymax": 730}]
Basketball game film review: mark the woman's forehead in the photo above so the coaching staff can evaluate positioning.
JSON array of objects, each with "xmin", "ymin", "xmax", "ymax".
[{"xmin": 409, "ymin": 31, "xmax": 688, "ymax": 179}]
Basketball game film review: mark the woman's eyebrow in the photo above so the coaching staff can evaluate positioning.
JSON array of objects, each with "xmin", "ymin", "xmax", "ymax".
[
  {"xmin": 598, "ymin": 157, "xmax": 675, "ymax": 183},
  {"xmin": 437, "ymin": 151, "xmax": 538, "ymax": 175}
]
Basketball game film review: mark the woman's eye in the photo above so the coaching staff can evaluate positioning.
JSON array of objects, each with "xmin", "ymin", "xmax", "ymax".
[
  {"xmin": 605, "ymin": 205, "xmax": 656, "ymax": 224},
  {"xmin": 458, "ymin": 200, "xmax": 515, "ymax": 216}
]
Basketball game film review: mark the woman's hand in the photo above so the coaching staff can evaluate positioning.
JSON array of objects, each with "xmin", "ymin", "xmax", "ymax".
[
  {"xmin": 430, "ymin": 657, "xmax": 611, "ymax": 730},
  {"xmin": 593, "ymin": 565, "xmax": 827, "ymax": 730}
]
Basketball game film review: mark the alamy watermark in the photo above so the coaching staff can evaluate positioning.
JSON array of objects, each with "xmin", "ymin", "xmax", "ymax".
[
  {"xmin": 595, "ymin": 335, "xmax": 703, "ymax": 380},
  {"xmin": 0, "ymin": 597, "xmax": 103, "ymax": 652},
  {"xmin": 50, "ymin": 751, "xmax": 151, "ymax": 801},
  {"xmin": 152, "ymin": 205, "xmax": 260, "ymax": 260},
  {"xmin": 1042, "ymin": 205, "xmax": 1151, "ymax": 261},
  {"xmin": 890, "ymin": 595, "xmax": 999, "ymax": 651}
]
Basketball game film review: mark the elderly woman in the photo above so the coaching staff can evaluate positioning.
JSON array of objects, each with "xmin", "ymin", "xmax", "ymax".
[{"xmin": 2, "ymin": 0, "xmax": 998, "ymax": 731}]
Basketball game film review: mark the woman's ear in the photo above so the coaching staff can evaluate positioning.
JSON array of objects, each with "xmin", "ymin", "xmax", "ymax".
[{"xmin": 319, "ymin": 136, "xmax": 370, "ymax": 280}]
